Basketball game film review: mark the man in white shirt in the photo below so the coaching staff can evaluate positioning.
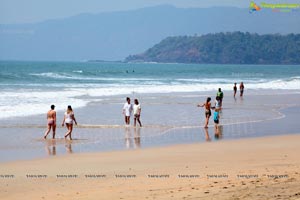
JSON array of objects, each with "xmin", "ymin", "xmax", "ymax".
[{"xmin": 122, "ymin": 97, "xmax": 133, "ymax": 125}]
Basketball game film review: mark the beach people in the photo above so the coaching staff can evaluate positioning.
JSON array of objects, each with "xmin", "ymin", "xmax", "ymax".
[
  {"xmin": 240, "ymin": 82, "xmax": 244, "ymax": 97},
  {"xmin": 44, "ymin": 104, "xmax": 56, "ymax": 139},
  {"xmin": 215, "ymin": 96, "xmax": 221, "ymax": 110},
  {"xmin": 213, "ymin": 108, "xmax": 220, "ymax": 136},
  {"xmin": 197, "ymin": 97, "xmax": 212, "ymax": 128},
  {"xmin": 133, "ymin": 99, "xmax": 142, "ymax": 127},
  {"xmin": 62, "ymin": 105, "xmax": 77, "ymax": 140},
  {"xmin": 216, "ymin": 88, "xmax": 224, "ymax": 108},
  {"xmin": 123, "ymin": 97, "xmax": 133, "ymax": 125},
  {"xmin": 233, "ymin": 83, "xmax": 237, "ymax": 97}
]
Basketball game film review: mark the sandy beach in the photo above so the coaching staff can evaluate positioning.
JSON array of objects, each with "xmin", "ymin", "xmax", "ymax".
[{"xmin": 1, "ymin": 134, "xmax": 300, "ymax": 200}]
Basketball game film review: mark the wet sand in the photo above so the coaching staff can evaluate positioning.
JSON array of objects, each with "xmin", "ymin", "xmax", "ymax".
[
  {"xmin": 0, "ymin": 91, "xmax": 300, "ymax": 162},
  {"xmin": 0, "ymin": 134, "xmax": 300, "ymax": 200}
]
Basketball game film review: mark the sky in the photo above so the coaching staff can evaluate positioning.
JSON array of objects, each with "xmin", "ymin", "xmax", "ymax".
[
  {"xmin": 1, "ymin": 0, "xmax": 300, "ymax": 24},
  {"xmin": 0, "ymin": 0, "xmax": 251, "ymax": 24}
]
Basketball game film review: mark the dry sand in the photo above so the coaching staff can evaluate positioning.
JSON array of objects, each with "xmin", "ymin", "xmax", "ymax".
[{"xmin": 1, "ymin": 134, "xmax": 300, "ymax": 200}]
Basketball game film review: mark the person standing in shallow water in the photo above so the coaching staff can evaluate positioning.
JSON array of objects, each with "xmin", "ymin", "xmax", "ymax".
[
  {"xmin": 133, "ymin": 99, "xmax": 142, "ymax": 127},
  {"xmin": 123, "ymin": 97, "xmax": 133, "ymax": 125},
  {"xmin": 197, "ymin": 97, "xmax": 212, "ymax": 128},
  {"xmin": 240, "ymin": 82, "xmax": 245, "ymax": 97},
  {"xmin": 62, "ymin": 105, "xmax": 77, "ymax": 140},
  {"xmin": 216, "ymin": 88, "xmax": 224, "ymax": 108},
  {"xmin": 44, "ymin": 104, "xmax": 56, "ymax": 139},
  {"xmin": 233, "ymin": 83, "xmax": 237, "ymax": 98}
]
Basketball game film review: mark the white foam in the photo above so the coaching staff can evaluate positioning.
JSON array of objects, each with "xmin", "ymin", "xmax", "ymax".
[
  {"xmin": 1, "ymin": 77, "xmax": 299, "ymax": 119},
  {"xmin": 0, "ymin": 90, "xmax": 88, "ymax": 119}
]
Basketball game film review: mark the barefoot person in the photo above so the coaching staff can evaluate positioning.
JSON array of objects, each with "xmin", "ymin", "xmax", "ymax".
[
  {"xmin": 197, "ymin": 97, "xmax": 212, "ymax": 128},
  {"xmin": 133, "ymin": 99, "xmax": 142, "ymax": 127},
  {"xmin": 123, "ymin": 97, "xmax": 133, "ymax": 125},
  {"xmin": 216, "ymin": 88, "xmax": 224, "ymax": 108},
  {"xmin": 44, "ymin": 104, "xmax": 56, "ymax": 139},
  {"xmin": 233, "ymin": 83, "xmax": 237, "ymax": 98},
  {"xmin": 215, "ymin": 96, "xmax": 221, "ymax": 110},
  {"xmin": 240, "ymin": 82, "xmax": 245, "ymax": 97},
  {"xmin": 62, "ymin": 105, "xmax": 77, "ymax": 140},
  {"xmin": 213, "ymin": 108, "xmax": 220, "ymax": 138}
]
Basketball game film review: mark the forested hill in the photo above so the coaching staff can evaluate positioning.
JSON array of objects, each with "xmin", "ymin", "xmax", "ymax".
[{"xmin": 125, "ymin": 32, "xmax": 300, "ymax": 64}]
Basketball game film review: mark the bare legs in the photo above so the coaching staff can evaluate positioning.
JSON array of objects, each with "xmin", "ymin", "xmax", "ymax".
[
  {"xmin": 204, "ymin": 115, "xmax": 210, "ymax": 128},
  {"xmin": 125, "ymin": 116, "xmax": 130, "ymax": 125},
  {"xmin": 44, "ymin": 124, "xmax": 56, "ymax": 139},
  {"xmin": 64, "ymin": 123, "xmax": 73, "ymax": 140},
  {"xmin": 134, "ymin": 115, "xmax": 142, "ymax": 127}
]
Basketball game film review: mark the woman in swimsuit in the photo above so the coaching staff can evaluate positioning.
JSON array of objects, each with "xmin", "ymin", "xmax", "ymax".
[
  {"xmin": 44, "ymin": 105, "xmax": 56, "ymax": 139},
  {"xmin": 62, "ymin": 105, "xmax": 77, "ymax": 140},
  {"xmin": 197, "ymin": 97, "xmax": 212, "ymax": 128}
]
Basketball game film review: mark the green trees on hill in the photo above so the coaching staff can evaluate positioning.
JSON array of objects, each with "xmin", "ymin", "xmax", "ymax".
[{"xmin": 126, "ymin": 32, "xmax": 300, "ymax": 64}]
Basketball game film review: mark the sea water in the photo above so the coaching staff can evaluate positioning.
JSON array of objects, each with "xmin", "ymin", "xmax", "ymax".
[
  {"xmin": 1, "ymin": 61, "xmax": 300, "ymax": 161},
  {"xmin": 1, "ymin": 61, "xmax": 299, "ymax": 120}
]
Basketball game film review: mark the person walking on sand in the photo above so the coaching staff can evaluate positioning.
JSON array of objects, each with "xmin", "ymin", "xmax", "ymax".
[
  {"xmin": 62, "ymin": 105, "xmax": 77, "ymax": 140},
  {"xmin": 44, "ymin": 104, "xmax": 56, "ymax": 139},
  {"xmin": 133, "ymin": 99, "xmax": 142, "ymax": 127},
  {"xmin": 233, "ymin": 83, "xmax": 237, "ymax": 98},
  {"xmin": 240, "ymin": 82, "xmax": 245, "ymax": 97},
  {"xmin": 197, "ymin": 97, "xmax": 212, "ymax": 128},
  {"xmin": 123, "ymin": 97, "xmax": 133, "ymax": 125}
]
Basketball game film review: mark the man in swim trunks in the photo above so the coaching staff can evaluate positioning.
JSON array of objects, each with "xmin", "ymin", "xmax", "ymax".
[{"xmin": 44, "ymin": 104, "xmax": 56, "ymax": 139}]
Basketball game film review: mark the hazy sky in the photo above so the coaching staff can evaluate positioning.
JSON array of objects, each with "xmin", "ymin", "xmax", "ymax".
[
  {"xmin": 0, "ymin": 0, "xmax": 250, "ymax": 24},
  {"xmin": 1, "ymin": 0, "xmax": 300, "ymax": 24}
]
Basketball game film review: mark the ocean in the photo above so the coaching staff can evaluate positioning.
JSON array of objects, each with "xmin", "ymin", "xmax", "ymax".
[{"xmin": 0, "ymin": 61, "xmax": 299, "ymax": 119}]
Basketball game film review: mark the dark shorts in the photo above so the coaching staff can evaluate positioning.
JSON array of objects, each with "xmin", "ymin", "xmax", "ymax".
[
  {"xmin": 214, "ymin": 119, "xmax": 219, "ymax": 124},
  {"xmin": 205, "ymin": 110, "xmax": 211, "ymax": 118}
]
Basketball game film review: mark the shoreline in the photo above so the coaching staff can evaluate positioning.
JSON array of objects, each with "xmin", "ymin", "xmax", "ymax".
[
  {"xmin": 1, "ymin": 134, "xmax": 300, "ymax": 199},
  {"xmin": 1, "ymin": 89, "xmax": 300, "ymax": 122},
  {"xmin": 0, "ymin": 92, "xmax": 300, "ymax": 162}
]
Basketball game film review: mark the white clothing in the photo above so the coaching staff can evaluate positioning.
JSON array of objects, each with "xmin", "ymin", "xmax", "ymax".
[
  {"xmin": 133, "ymin": 104, "xmax": 141, "ymax": 115},
  {"xmin": 215, "ymin": 100, "xmax": 221, "ymax": 109},
  {"xmin": 123, "ymin": 102, "xmax": 133, "ymax": 117},
  {"xmin": 64, "ymin": 112, "xmax": 74, "ymax": 124}
]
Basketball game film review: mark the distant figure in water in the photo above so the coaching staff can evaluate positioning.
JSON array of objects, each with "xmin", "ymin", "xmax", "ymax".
[
  {"xmin": 240, "ymin": 82, "xmax": 245, "ymax": 97},
  {"xmin": 133, "ymin": 99, "xmax": 142, "ymax": 127},
  {"xmin": 123, "ymin": 97, "xmax": 133, "ymax": 125},
  {"xmin": 44, "ymin": 104, "xmax": 56, "ymax": 139},
  {"xmin": 197, "ymin": 97, "xmax": 212, "ymax": 128},
  {"xmin": 233, "ymin": 83, "xmax": 237, "ymax": 98},
  {"xmin": 62, "ymin": 105, "xmax": 77, "ymax": 140}
]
